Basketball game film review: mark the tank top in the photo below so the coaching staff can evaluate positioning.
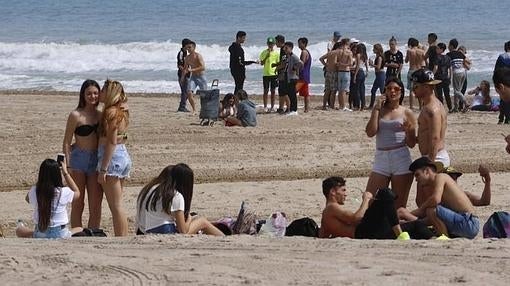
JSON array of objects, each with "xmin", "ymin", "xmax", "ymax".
[
  {"xmin": 376, "ymin": 117, "xmax": 406, "ymax": 150},
  {"xmin": 300, "ymin": 49, "xmax": 311, "ymax": 83}
]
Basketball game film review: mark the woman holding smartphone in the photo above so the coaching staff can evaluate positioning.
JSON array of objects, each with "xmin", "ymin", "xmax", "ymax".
[
  {"xmin": 97, "ymin": 79, "xmax": 132, "ymax": 236},
  {"xmin": 364, "ymin": 77, "xmax": 417, "ymax": 208},
  {"xmin": 62, "ymin": 80, "xmax": 103, "ymax": 229}
]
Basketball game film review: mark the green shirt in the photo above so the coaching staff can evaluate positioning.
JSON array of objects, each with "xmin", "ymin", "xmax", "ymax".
[{"xmin": 259, "ymin": 49, "xmax": 280, "ymax": 76}]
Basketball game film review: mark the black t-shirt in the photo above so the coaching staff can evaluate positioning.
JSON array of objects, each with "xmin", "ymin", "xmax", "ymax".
[
  {"xmin": 177, "ymin": 48, "xmax": 187, "ymax": 78},
  {"xmin": 426, "ymin": 45, "xmax": 437, "ymax": 70},
  {"xmin": 434, "ymin": 54, "xmax": 451, "ymax": 80},
  {"xmin": 384, "ymin": 50, "xmax": 404, "ymax": 77},
  {"xmin": 277, "ymin": 47, "xmax": 288, "ymax": 81}
]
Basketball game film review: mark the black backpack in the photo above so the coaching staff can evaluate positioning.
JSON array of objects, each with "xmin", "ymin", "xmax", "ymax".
[{"xmin": 285, "ymin": 217, "xmax": 319, "ymax": 237}]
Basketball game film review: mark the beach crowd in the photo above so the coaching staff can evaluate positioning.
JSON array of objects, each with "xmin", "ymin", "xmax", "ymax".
[{"xmin": 10, "ymin": 31, "xmax": 510, "ymax": 241}]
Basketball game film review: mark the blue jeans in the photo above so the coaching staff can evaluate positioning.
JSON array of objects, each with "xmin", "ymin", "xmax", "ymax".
[
  {"xmin": 370, "ymin": 72, "xmax": 385, "ymax": 108},
  {"xmin": 436, "ymin": 205, "xmax": 479, "ymax": 239},
  {"xmin": 178, "ymin": 77, "xmax": 188, "ymax": 111},
  {"xmin": 97, "ymin": 144, "xmax": 132, "ymax": 178},
  {"xmin": 352, "ymin": 69, "xmax": 366, "ymax": 108}
]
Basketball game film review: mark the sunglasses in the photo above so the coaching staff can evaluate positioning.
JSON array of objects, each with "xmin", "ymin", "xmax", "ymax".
[{"xmin": 386, "ymin": 86, "xmax": 401, "ymax": 92}]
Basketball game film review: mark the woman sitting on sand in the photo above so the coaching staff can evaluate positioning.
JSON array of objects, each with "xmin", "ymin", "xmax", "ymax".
[
  {"xmin": 364, "ymin": 77, "xmax": 417, "ymax": 208},
  {"xmin": 62, "ymin": 79, "xmax": 103, "ymax": 229},
  {"xmin": 97, "ymin": 80, "xmax": 132, "ymax": 236},
  {"xmin": 16, "ymin": 159, "xmax": 83, "ymax": 238},
  {"xmin": 136, "ymin": 163, "xmax": 223, "ymax": 235},
  {"xmin": 468, "ymin": 80, "xmax": 496, "ymax": 111},
  {"xmin": 219, "ymin": 93, "xmax": 237, "ymax": 125}
]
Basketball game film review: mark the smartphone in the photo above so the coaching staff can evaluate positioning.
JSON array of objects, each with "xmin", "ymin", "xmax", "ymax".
[{"xmin": 57, "ymin": 153, "xmax": 65, "ymax": 165}]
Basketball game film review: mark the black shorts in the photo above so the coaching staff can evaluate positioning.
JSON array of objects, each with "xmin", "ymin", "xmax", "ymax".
[
  {"xmin": 278, "ymin": 80, "xmax": 288, "ymax": 97},
  {"xmin": 263, "ymin": 76, "xmax": 278, "ymax": 91}
]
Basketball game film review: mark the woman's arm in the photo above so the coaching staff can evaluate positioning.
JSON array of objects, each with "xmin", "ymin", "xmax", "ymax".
[
  {"xmin": 174, "ymin": 210, "xmax": 190, "ymax": 234},
  {"xmin": 61, "ymin": 160, "xmax": 80, "ymax": 201},
  {"xmin": 365, "ymin": 97, "xmax": 384, "ymax": 137},
  {"xmin": 62, "ymin": 111, "xmax": 77, "ymax": 166},
  {"xmin": 98, "ymin": 110, "xmax": 119, "ymax": 185}
]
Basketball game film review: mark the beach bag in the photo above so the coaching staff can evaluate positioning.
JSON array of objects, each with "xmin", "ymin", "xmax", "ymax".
[
  {"xmin": 259, "ymin": 212, "xmax": 288, "ymax": 237},
  {"xmin": 483, "ymin": 211, "xmax": 510, "ymax": 238},
  {"xmin": 72, "ymin": 228, "xmax": 107, "ymax": 237},
  {"xmin": 232, "ymin": 201, "xmax": 258, "ymax": 235},
  {"xmin": 285, "ymin": 217, "xmax": 319, "ymax": 237}
]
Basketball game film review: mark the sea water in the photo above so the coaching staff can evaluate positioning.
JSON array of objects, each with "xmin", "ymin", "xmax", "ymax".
[{"xmin": 0, "ymin": 0, "xmax": 508, "ymax": 95}]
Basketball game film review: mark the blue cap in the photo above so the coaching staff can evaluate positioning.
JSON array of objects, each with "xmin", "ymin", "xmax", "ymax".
[{"xmin": 333, "ymin": 31, "xmax": 341, "ymax": 38}]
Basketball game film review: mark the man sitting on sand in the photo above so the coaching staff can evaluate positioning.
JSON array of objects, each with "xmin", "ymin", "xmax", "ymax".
[
  {"xmin": 403, "ymin": 157, "xmax": 479, "ymax": 239},
  {"xmin": 319, "ymin": 176, "xmax": 410, "ymax": 240},
  {"xmin": 225, "ymin": 90, "xmax": 257, "ymax": 127}
]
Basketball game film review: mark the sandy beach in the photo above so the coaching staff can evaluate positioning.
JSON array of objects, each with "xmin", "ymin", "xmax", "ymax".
[{"xmin": 1, "ymin": 92, "xmax": 509, "ymax": 285}]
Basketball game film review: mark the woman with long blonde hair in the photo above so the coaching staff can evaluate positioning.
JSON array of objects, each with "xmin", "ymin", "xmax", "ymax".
[{"xmin": 97, "ymin": 79, "xmax": 132, "ymax": 236}]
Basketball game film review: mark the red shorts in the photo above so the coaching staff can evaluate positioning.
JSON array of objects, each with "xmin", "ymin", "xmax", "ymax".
[{"xmin": 296, "ymin": 80, "xmax": 310, "ymax": 97}]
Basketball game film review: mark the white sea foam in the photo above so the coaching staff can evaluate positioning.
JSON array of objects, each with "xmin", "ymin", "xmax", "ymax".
[{"xmin": 0, "ymin": 41, "xmax": 502, "ymax": 93}]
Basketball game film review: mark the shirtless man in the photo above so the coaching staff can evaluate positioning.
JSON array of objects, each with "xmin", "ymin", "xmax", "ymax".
[
  {"xmin": 319, "ymin": 176, "xmax": 409, "ymax": 240},
  {"xmin": 412, "ymin": 68, "xmax": 449, "ymax": 167},
  {"xmin": 405, "ymin": 157, "xmax": 479, "ymax": 239},
  {"xmin": 405, "ymin": 38, "xmax": 426, "ymax": 109},
  {"xmin": 319, "ymin": 42, "xmax": 340, "ymax": 109},
  {"xmin": 182, "ymin": 41, "xmax": 207, "ymax": 114},
  {"xmin": 335, "ymin": 39, "xmax": 353, "ymax": 111}
]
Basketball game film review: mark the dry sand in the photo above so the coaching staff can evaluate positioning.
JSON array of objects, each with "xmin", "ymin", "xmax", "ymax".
[{"xmin": 0, "ymin": 92, "xmax": 509, "ymax": 285}]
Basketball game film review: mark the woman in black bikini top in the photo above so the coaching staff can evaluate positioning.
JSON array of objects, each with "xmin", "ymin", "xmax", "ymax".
[{"xmin": 62, "ymin": 79, "xmax": 103, "ymax": 230}]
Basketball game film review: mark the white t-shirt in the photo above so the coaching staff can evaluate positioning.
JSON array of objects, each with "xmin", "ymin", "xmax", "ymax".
[
  {"xmin": 136, "ymin": 184, "xmax": 185, "ymax": 233},
  {"xmin": 28, "ymin": 186, "xmax": 74, "ymax": 227}
]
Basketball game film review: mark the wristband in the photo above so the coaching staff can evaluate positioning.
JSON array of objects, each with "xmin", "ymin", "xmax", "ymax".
[{"xmin": 99, "ymin": 168, "xmax": 107, "ymax": 173}]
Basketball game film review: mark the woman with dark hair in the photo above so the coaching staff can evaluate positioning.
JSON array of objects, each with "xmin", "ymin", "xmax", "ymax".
[
  {"xmin": 364, "ymin": 77, "xmax": 417, "ymax": 208},
  {"xmin": 136, "ymin": 163, "xmax": 223, "ymax": 235},
  {"xmin": 62, "ymin": 79, "xmax": 102, "ymax": 229},
  {"xmin": 352, "ymin": 43, "xmax": 369, "ymax": 110},
  {"xmin": 16, "ymin": 159, "xmax": 82, "ymax": 238},
  {"xmin": 369, "ymin": 43, "xmax": 386, "ymax": 109}
]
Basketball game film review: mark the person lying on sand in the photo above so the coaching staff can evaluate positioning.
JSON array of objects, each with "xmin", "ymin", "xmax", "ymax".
[{"xmin": 399, "ymin": 157, "xmax": 479, "ymax": 239}]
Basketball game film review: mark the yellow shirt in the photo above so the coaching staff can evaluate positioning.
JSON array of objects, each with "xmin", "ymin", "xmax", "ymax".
[{"xmin": 259, "ymin": 49, "xmax": 280, "ymax": 76}]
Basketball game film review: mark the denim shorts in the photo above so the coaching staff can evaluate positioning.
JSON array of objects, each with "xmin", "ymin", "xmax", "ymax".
[
  {"xmin": 146, "ymin": 223, "xmax": 177, "ymax": 234},
  {"xmin": 337, "ymin": 71, "xmax": 350, "ymax": 92},
  {"xmin": 70, "ymin": 146, "xmax": 98, "ymax": 175},
  {"xmin": 187, "ymin": 74, "xmax": 208, "ymax": 92},
  {"xmin": 33, "ymin": 225, "xmax": 72, "ymax": 239},
  {"xmin": 436, "ymin": 205, "xmax": 480, "ymax": 239},
  {"xmin": 97, "ymin": 144, "xmax": 132, "ymax": 178}
]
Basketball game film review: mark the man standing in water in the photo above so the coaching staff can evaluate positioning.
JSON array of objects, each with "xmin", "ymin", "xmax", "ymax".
[
  {"xmin": 229, "ymin": 31, "xmax": 257, "ymax": 94},
  {"xmin": 412, "ymin": 68, "xmax": 449, "ymax": 167}
]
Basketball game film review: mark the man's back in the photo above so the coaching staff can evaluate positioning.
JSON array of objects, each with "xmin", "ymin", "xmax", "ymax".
[
  {"xmin": 336, "ymin": 47, "xmax": 352, "ymax": 71},
  {"xmin": 408, "ymin": 48, "xmax": 425, "ymax": 70}
]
